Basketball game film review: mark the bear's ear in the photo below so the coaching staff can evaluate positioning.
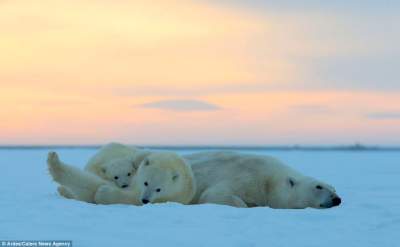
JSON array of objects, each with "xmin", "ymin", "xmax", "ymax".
[
  {"xmin": 287, "ymin": 177, "xmax": 297, "ymax": 188},
  {"xmin": 172, "ymin": 174, "xmax": 179, "ymax": 181},
  {"xmin": 101, "ymin": 167, "xmax": 107, "ymax": 174},
  {"xmin": 131, "ymin": 161, "xmax": 136, "ymax": 169},
  {"xmin": 144, "ymin": 159, "xmax": 150, "ymax": 166}
]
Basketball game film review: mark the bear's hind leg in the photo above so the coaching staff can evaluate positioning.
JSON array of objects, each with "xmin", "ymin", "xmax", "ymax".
[
  {"xmin": 47, "ymin": 152, "xmax": 65, "ymax": 182},
  {"xmin": 47, "ymin": 151, "xmax": 107, "ymax": 203}
]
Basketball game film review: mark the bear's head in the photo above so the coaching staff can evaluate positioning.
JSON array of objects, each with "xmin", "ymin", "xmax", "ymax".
[
  {"xmin": 136, "ymin": 152, "xmax": 194, "ymax": 205},
  {"xmin": 280, "ymin": 176, "xmax": 341, "ymax": 209},
  {"xmin": 101, "ymin": 157, "xmax": 136, "ymax": 189}
]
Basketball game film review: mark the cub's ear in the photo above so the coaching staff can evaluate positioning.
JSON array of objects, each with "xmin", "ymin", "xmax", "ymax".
[
  {"xmin": 135, "ymin": 151, "xmax": 151, "ymax": 165},
  {"xmin": 287, "ymin": 177, "xmax": 297, "ymax": 188},
  {"xmin": 144, "ymin": 159, "xmax": 150, "ymax": 166},
  {"xmin": 172, "ymin": 174, "xmax": 179, "ymax": 181},
  {"xmin": 131, "ymin": 161, "xmax": 136, "ymax": 169},
  {"xmin": 101, "ymin": 167, "xmax": 107, "ymax": 174}
]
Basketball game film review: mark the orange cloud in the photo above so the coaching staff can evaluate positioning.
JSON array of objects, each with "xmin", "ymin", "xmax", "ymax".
[{"xmin": 1, "ymin": 89, "xmax": 400, "ymax": 145}]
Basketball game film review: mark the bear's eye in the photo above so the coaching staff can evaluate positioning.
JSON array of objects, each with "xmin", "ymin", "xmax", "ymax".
[
  {"xmin": 144, "ymin": 182, "xmax": 148, "ymax": 186},
  {"xmin": 316, "ymin": 185, "xmax": 323, "ymax": 190},
  {"xmin": 156, "ymin": 188, "xmax": 161, "ymax": 192},
  {"xmin": 127, "ymin": 173, "xmax": 131, "ymax": 176},
  {"xmin": 114, "ymin": 176, "xmax": 119, "ymax": 180}
]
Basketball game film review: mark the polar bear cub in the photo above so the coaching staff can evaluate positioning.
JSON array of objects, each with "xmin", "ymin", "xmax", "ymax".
[
  {"xmin": 94, "ymin": 152, "xmax": 196, "ymax": 205},
  {"xmin": 136, "ymin": 152, "xmax": 196, "ymax": 205},
  {"xmin": 95, "ymin": 157, "xmax": 135, "ymax": 189},
  {"xmin": 85, "ymin": 142, "xmax": 150, "ymax": 188}
]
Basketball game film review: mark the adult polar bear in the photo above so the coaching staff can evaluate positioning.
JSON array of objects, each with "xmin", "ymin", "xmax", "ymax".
[{"xmin": 185, "ymin": 151, "xmax": 341, "ymax": 209}]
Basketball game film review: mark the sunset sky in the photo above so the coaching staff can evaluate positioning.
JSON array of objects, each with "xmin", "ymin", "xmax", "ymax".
[{"xmin": 1, "ymin": 0, "xmax": 399, "ymax": 145}]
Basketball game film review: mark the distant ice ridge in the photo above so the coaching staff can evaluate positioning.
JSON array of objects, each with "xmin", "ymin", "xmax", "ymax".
[{"xmin": 0, "ymin": 143, "xmax": 399, "ymax": 151}]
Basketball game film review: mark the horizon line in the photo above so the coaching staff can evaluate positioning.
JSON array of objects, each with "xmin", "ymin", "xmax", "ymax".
[{"xmin": 1, "ymin": 144, "xmax": 400, "ymax": 151}]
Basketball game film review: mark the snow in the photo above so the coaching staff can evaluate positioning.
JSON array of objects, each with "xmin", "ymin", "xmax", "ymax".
[{"xmin": 0, "ymin": 148, "xmax": 399, "ymax": 247}]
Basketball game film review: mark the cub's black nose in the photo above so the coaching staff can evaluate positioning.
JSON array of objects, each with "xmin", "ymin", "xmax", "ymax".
[
  {"xmin": 121, "ymin": 184, "xmax": 128, "ymax": 188},
  {"xmin": 332, "ymin": 197, "xmax": 341, "ymax": 206},
  {"xmin": 142, "ymin": 199, "xmax": 149, "ymax": 204}
]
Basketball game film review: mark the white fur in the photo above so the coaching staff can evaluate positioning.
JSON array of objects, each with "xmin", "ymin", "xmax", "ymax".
[
  {"xmin": 85, "ymin": 142, "xmax": 150, "ymax": 188},
  {"xmin": 47, "ymin": 151, "xmax": 196, "ymax": 206},
  {"xmin": 137, "ymin": 152, "xmax": 195, "ymax": 205},
  {"xmin": 94, "ymin": 152, "xmax": 196, "ymax": 205},
  {"xmin": 47, "ymin": 152, "xmax": 110, "ymax": 203},
  {"xmin": 94, "ymin": 184, "xmax": 140, "ymax": 205},
  {"xmin": 185, "ymin": 151, "xmax": 341, "ymax": 209}
]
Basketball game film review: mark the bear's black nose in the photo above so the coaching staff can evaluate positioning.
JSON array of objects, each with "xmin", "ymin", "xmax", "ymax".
[
  {"xmin": 121, "ymin": 184, "xmax": 128, "ymax": 188},
  {"xmin": 142, "ymin": 199, "xmax": 149, "ymax": 204},
  {"xmin": 332, "ymin": 197, "xmax": 341, "ymax": 206}
]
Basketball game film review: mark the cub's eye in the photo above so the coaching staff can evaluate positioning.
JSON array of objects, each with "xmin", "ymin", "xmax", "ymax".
[
  {"xmin": 316, "ymin": 185, "xmax": 323, "ymax": 190},
  {"xmin": 114, "ymin": 176, "xmax": 119, "ymax": 180},
  {"xmin": 156, "ymin": 188, "xmax": 161, "ymax": 192},
  {"xmin": 144, "ymin": 182, "xmax": 148, "ymax": 186},
  {"xmin": 127, "ymin": 173, "xmax": 131, "ymax": 176}
]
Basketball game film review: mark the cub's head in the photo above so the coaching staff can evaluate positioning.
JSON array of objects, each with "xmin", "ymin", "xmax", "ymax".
[
  {"xmin": 285, "ymin": 176, "xmax": 341, "ymax": 209},
  {"xmin": 136, "ymin": 152, "xmax": 189, "ymax": 205},
  {"xmin": 101, "ymin": 157, "xmax": 136, "ymax": 189}
]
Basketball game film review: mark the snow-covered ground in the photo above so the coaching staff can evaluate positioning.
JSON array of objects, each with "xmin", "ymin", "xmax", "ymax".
[{"xmin": 0, "ymin": 148, "xmax": 398, "ymax": 247}]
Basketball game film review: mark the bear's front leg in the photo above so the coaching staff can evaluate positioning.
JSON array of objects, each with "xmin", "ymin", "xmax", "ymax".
[
  {"xmin": 199, "ymin": 183, "xmax": 248, "ymax": 208},
  {"xmin": 94, "ymin": 184, "xmax": 140, "ymax": 205},
  {"xmin": 57, "ymin": 186, "xmax": 75, "ymax": 199}
]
